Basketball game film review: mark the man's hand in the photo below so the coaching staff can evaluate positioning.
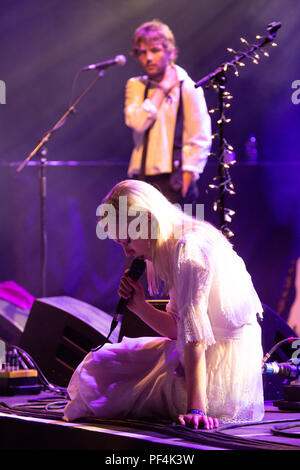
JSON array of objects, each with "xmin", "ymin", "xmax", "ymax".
[
  {"xmin": 181, "ymin": 171, "xmax": 194, "ymax": 198},
  {"xmin": 160, "ymin": 65, "xmax": 178, "ymax": 94}
]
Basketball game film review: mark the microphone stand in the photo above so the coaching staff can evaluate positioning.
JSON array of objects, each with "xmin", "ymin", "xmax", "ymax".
[
  {"xmin": 16, "ymin": 70, "xmax": 105, "ymax": 297},
  {"xmin": 39, "ymin": 152, "xmax": 48, "ymax": 298},
  {"xmin": 194, "ymin": 22, "xmax": 281, "ymax": 238}
]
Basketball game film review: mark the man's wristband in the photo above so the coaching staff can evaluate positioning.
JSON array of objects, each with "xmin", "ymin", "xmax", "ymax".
[{"xmin": 187, "ymin": 409, "xmax": 206, "ymax": 416}]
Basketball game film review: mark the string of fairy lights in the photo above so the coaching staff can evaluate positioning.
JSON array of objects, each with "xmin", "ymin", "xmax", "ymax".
[
  {"xmin": 208, "ymin": 84, "xmax": 236, "ymax": 239},
  {"xmin": 196, "ymin": 22, "xmax": 281, "ymax": 238}
]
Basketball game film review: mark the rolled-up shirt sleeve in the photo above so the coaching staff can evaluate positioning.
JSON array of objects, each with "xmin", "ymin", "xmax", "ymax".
[
  {"xmin": 124, "ymin": 78, "xmax": 157, "ymax": 133},
  {"xmin": 174, "ymin": 238, "xmax": 215, "ymax": 349}
]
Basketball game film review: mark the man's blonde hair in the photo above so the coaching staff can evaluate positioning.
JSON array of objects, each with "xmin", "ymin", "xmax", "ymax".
[{"xmin": 131, "ymin": 19, "xmax": 178, "ymax": 64}]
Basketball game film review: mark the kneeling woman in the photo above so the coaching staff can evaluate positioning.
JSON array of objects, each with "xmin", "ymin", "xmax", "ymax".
[{"xmin": 63, "ymin": 180, "xmax": 264, "ymax": 429}]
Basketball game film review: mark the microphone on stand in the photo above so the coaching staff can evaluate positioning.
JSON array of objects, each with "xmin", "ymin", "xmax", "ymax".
[
  {"xmin": 82, "ymin": 54, "xmax": 126, "ymax": 71},
  {"xmin": 262, "ymin": 361, "xmax": 300, "ymax": 380}
]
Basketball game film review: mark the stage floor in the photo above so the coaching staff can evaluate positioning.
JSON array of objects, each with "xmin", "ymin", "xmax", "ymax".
[{"xmin": 0, "ymin": 392, "xmax": 300, "ymax": 453}]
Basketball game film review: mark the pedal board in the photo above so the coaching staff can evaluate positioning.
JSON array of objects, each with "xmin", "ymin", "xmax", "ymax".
[{"xmin": 0, "ymin": 368, "xmax": 43, "ymax": 396}]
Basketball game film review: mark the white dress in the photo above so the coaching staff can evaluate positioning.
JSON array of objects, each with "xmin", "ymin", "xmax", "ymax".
[{"xmin": 63, "ymin": 229, "xmax": 265, "ymax": 423}]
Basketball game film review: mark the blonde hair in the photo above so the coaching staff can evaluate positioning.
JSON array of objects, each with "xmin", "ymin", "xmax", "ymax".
[
  {"xmin": 101, "ymin": 180, "xmax": 229, "ymax": 295},
  {"xmin": 131, "ymin": 19, "xmax": 178, "ymax": 64}
]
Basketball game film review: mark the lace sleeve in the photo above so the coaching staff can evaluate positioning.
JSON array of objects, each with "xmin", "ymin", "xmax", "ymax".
[{"xmin": 175, "ymin": 237, "xmax": 216, "ymax": 349}]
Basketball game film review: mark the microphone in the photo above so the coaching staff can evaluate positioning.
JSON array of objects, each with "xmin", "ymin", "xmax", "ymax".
[
  {"xmin": 262, "ymin": 361, "xmax": 300, "ymax": 380},
  {"xmin": 267, "ymin": 21, "xmax": 282, "ymax": 35},
  {"xmin": 90, "ymin": 258, "xmax": 146, "ymax": 352},
  {"xmin": 113, "ymin": 258, "xmax": 146, "ymax": 325},
  {"xmin": 82, "ymin": 54, "xmax": 126, "ymax": 71}
]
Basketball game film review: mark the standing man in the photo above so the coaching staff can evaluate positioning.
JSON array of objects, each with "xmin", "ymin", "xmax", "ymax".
[{"xmin": 124, "ymin": 19, "xmax": 212, "ymax": 205}]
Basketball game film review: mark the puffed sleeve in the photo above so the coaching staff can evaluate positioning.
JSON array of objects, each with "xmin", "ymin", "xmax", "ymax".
[
  {"xmin": 124, "ymin": 78, "xmax": 158, "ymax": 133},
  {"xmin": 174, "ymin": 236, "xmax": 216, "ymax": 349}
]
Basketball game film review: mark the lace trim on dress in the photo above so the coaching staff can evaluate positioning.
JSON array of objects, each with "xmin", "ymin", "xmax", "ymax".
[{"xmin": 175, "ymin": 238, "xmax": 216, "ymax": 349}]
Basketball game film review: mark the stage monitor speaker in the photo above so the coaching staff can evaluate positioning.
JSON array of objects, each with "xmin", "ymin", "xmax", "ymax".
[
  {"xmin": 19, "ymin": 296, "xmax": 119, "ymax": 388},
  {"xmin": 0, "ymin": 298, "xmax": 29, "ymax": 345},
  {"xmin": 118, "ymin": 299, "xmax": 167, "ymax": 342}
]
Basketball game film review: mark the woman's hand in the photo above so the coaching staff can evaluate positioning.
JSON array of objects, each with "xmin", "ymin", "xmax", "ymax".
[
  {"xmin": 177, "ymin": 412, "xmax": 219, "ymax": 430},
  {"xmin": 118, "ymin": 270, "xmax": 146, "ymax": 314}
]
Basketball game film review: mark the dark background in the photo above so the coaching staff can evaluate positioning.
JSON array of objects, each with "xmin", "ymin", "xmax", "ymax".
[{"xmin": 0, "ymin": 0, "xmax": 299, "ymax": 320}]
